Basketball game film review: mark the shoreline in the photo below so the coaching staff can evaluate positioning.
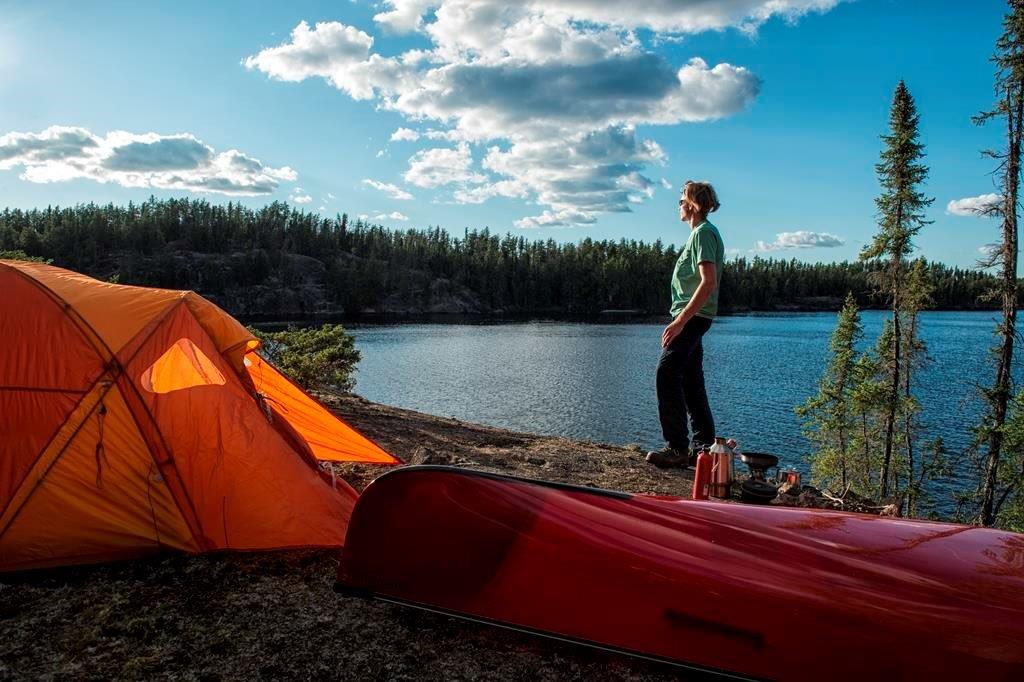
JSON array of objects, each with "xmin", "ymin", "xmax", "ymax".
[
  {"xmin": 324, "ymin": 394, "xmax": 694, "ymax": 497},
  {"xmin": 243, "ymin": 307, "xmax": 1011, "ymax": 328}
]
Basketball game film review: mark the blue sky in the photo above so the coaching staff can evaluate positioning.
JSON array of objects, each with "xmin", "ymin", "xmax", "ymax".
[{"xmin": 0, "ymin": 0, "xmax": 1011, "ymax": 266}]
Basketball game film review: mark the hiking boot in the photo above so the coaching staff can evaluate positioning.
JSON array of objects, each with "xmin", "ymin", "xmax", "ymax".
[{"xmin": 645, "ymin": 446, "xmax": 688, "ymax": 469}]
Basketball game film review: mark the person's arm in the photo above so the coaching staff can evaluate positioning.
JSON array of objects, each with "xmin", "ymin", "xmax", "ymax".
[{"xmin": 661, "ymin": 261, "xmax": 717, "ymax": 348}]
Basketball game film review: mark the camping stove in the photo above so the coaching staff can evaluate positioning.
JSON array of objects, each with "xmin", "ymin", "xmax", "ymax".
[{"xmin": 738, "ymin": 452, "xmax": 779, "ymax": 482}]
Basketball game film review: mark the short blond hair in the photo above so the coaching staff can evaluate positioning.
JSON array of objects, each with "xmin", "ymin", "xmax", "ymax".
[{"xmin": 681, "ymin": 181, "xmax": 721, "ymax": 217}]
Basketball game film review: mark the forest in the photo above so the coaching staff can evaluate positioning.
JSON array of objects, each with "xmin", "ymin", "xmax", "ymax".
[{"xmin": 0, "ymin": 198, "xmax": 1004, "ymax": 317}]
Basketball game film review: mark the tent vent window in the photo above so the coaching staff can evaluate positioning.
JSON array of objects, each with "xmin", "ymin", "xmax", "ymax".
[{"xmin": 141, "ymin": 338, "xmax": 226, "ymax": 394}]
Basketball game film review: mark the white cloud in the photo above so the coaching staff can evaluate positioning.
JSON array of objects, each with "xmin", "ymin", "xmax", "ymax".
[
  {"xmin": 947, "ymin": 193, "xmax": 1001, "ymax": 217},
  {"xmin": 242, "ymin": 21, "xmax": 413, "ymax": 100},
  {"xmin": 375, "ymin": 0, "xmax": 436, "ymax": 32},
  {"xmin": 390, "ymin": 127, "xmax": 421, "ymax": 142},
  {"xmin": 389, "ymin": 55, "xmax": 759, "ymax": 141},
  {"xmin": 289, "ymin": 190, "xmax": 313, "ymax": 203},
  {"xmin": 660, "ymin": 177, "xmax": 673, "ymax": 190},
  {"xmin": 246, "ymin": 3, "xmax": 842, "ymax": 226},
  {"xmin": 756, "ymin": 231, "xmax": 844, "ymax": 251},
  {"xmin": 557, "ymin": 0, "xmax": 843, "ymax": 34},
  {"xmin": 0, "ymin": 126, "xmax": 99, "ymax": 167},
  {"xmin": 363, "ymin": 178, "xmax": 415, "ymax": 200},
  {"xmin": 453, "ymin": 179, "xmax": 528, "ymax": 204},
  {"xmin": 243, "ymin": 20, "xmax": 371, "ymax": 78},
  {"xmin": 0, "ymin": 125, "xmax": 295, "ymax": 195},
  {"xmin": 326, "ymin": 192, "xmax": 336, "ymax": 199},
  {"xmin": 101, "ymin": 133, "xmax": 212, "ymax": 171},
  {"xmin": 477, "ymin": 126, "xmax": 662, "ymax": 225},
  {"xmin": 404, "ymin": 143, "xmax": 486, "ymax": 188},
  {"xmin": 373, "ymin": 211, "xmax": 410, "ymax": 221},
  {"xmin": 516, "ymin": 208, "xmax": 597, "ymax": 229},
  {"xmin": 424, "ymin": 129, "xmax": 461, "ymax": 141},
  {"xmin": 374, "ymin": 1, "xmax": 843, "ymax": 37}
]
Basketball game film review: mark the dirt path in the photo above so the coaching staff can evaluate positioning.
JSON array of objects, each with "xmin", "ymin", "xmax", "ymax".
[{"xmin": 1, "ymin": 397, "xmax": 701, "ymax": 681}]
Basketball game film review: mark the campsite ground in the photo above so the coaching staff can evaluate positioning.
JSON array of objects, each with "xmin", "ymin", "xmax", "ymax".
[{"xmin": 0, "ymin": 396, "xmax": 699, "ymax": 681}]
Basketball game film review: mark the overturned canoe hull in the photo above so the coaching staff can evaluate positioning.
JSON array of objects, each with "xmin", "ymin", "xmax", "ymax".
[{"xmin": 337, "ymin": 466, "xmax": 1024, "ymax": 680}]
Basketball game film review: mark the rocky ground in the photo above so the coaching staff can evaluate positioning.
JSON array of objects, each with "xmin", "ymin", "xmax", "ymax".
[{"xmin": 1, "ymin": 396, "xmax": 713, "ymax": 682}]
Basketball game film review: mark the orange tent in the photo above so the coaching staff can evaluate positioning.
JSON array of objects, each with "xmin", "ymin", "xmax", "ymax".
[{"xmin": 0, "ymin": 260, "xmax": 397, "ymax": 571}]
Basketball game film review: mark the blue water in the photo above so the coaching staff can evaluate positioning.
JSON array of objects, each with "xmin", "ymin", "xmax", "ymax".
[{"xmin": 349, "ymin": 312, "xmax": 1015, "ymax": 509}]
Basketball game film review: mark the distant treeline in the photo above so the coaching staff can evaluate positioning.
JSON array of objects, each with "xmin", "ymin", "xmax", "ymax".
[{"xmin": 0, "ymin": 198, "xmax": 1006, "ymax": 315}]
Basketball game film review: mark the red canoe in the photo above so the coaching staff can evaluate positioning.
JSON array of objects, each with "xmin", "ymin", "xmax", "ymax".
[{"xmin": 336, "ymin": 466, "xmax": 1024, "ymax": 680}]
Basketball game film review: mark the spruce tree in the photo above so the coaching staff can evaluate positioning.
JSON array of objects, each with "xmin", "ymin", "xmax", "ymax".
[
  {"xmin": 850, "ymin": 349, "xmax": 887, "ymax": 497},
  {"xmin": 797, "ymin": 293, "xmax": 862, "ymax": 492},
  {"xmin": 871, "ymin": 319, "xmax": 900, "ymax": 497},
  {"xmin": 860, "ymin": 81, "xmax": 933, "ymax": 498},
  {"xmin": 901, "ymin": 258, "xmax": 934, "ymax": 513},
  {"xmin": 974, "ymin": 1, "xmax": 1024, "ymax": 527}
]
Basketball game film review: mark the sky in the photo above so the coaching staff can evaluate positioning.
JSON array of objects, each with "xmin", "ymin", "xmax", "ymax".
[{"xmin": 0, "ymin": 0, "xmax": 1013, "ymax": 266}]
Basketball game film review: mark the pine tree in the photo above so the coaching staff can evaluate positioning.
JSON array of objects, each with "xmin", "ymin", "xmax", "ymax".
[
  {"xmin": 849, "ymin": 349, "xmax": 887, "ymax": 497},
  {"xmin": 901, "ymin": 258, "xmax": 934, "ymax": 513},
  {"xmin": 797, "ymin": 293, "xmax": 862, "ymax": 492},
  {"xmin": 974, "ymin": 1, "xmax": 1024, "ymax": 527},
  {"xmin": 872, "ymin": 320, "xmax": 900, "ymax": 496},
  {"xmin": 860, "ymin": 81, "xmax": 933, "ymax": 498}
]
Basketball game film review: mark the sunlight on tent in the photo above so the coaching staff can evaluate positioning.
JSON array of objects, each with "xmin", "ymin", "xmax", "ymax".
[{"xmin": 141, "ymin": 338, "xmax": 226, "ymax": 394}]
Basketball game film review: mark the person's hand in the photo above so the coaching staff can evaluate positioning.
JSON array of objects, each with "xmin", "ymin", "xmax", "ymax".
[{"xmin": 661, "ymin": 318, "xmax": 686, "ymax": 348}]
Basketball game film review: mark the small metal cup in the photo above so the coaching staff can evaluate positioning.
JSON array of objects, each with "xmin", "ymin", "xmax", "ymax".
[{"xmin": 778, "ymin": 470, "xmax": 801, "ymax": 490}]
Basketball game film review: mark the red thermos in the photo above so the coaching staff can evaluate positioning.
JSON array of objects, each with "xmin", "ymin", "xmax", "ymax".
[{"xmin": 692, "ymin": 451, "xmax": 712, "ymax": 500}]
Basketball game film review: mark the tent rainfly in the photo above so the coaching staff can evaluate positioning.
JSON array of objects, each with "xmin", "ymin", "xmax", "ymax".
[{"xmin": 0, "ymin": 260, "xmax": 397, "ymax": 571}]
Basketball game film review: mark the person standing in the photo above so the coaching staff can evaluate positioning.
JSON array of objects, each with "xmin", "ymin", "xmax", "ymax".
[{"xmin": 646, "ymin": 181, "xmax": 725, "ymax": 468}]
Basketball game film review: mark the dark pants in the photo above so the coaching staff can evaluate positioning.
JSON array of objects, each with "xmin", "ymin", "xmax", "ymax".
[{"xmin": 656, "ymin": 316, "xmax": 715, "ymax": 452}]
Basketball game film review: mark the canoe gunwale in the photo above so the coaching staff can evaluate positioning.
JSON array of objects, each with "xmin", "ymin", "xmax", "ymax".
[{"xmin": 359, "ymin": 463, "xmax": 634, "ymax": 500}]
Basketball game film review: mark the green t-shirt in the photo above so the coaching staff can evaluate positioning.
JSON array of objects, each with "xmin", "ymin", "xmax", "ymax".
[{"xmin": 670, "ymin": 220, "xmax": 724, "ymax": 319}]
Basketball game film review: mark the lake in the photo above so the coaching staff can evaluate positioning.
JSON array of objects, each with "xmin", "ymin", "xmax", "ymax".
[{"xmin": 348, "ymin": 311, "xmax": 1015, "ymax": 512}]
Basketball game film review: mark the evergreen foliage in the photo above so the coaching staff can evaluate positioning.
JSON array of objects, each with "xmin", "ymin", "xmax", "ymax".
[
  {"xmin": 848, "ymin": 345, "xmax": 888, "ymax": 496},
  {"xmin": 973, "ymin": 0, "xmax": 1024, "ymax": 527},
  {"xmin": 901, "ymin": 258, "xmax": 947, "ymax": 516},
  {"xmin": 249, "ymin": 324, "xmax": 361, "ymax": 394},
  {"xmin": 800, "ymin": 284, "xmax": 948, "ymax": 511},
  {"xmin": 860, "ymin": 81, "xmax": 933, "ymax": 498},
  {"xmin": 0, "ymin": 249, "xmax": 50, "ymax": 263},
  {"xmin": 989, "ymin": 389, "xmax": 1024, "ymax": 531},
  {"xmin": 0, "ymin": 198, "xmax": 1005, "ymax": 316},
  {"xmin": 794, "ymin": 288, "xmax": 868, "ymax": 491},
  {"xmin": 804, "ymin": 84, "xmax": 947, "ymax": 510},
  {"xmin": 797, "ymin": 293, "xmax": 863, "ymax": 492}
]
